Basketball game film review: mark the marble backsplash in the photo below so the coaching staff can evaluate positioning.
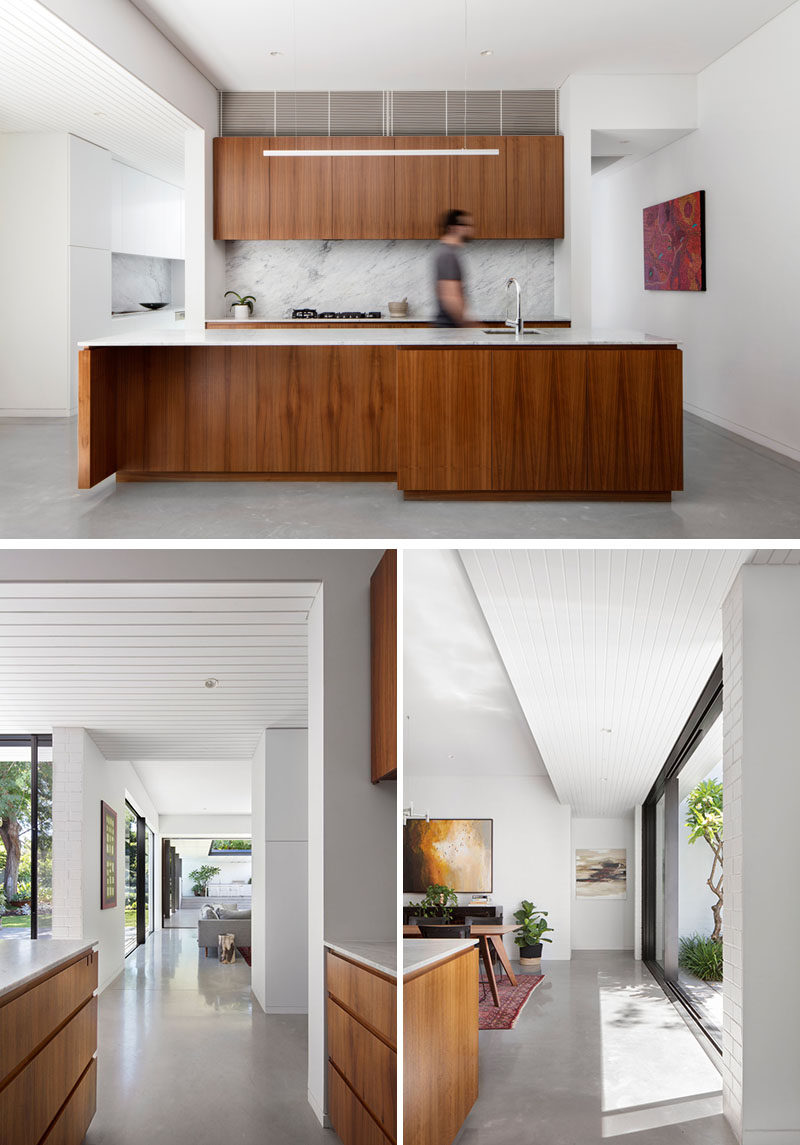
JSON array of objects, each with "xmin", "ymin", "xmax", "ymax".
[
  {"xmin": 112, "ymin": 253, "xmax": 172, "ymax": 312},
  {"xmin": 224, "ymin": 240, "xmax": 554, "ymax": 320}
]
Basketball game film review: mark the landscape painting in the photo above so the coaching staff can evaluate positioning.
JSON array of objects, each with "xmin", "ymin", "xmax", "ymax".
[
  {"xmin": 575, "ymin": 848, "xmax": 627, "ymax": 899},
  {"xmin": 643, "ymin": 190, "xmax": 706, "ymax": 291},
  {"xmin": 404, "ymin": 819, "xmax": 493, "ymax": 893}
]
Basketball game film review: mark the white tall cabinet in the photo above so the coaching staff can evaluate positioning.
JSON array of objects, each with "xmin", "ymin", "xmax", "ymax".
[{"xmin": 111, "ymin": 160, "xmax": 184, "ymax": 259}]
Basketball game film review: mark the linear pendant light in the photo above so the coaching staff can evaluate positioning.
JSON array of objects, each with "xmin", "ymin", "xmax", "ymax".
[{"xmin": 263, "ymin": 148, "xmax": 499, "ymax": 157}]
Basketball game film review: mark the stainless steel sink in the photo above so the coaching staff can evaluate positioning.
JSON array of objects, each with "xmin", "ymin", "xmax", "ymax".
[{"xmin": 482, "ymin": 328, "xmax": 542, "ymax": 335}]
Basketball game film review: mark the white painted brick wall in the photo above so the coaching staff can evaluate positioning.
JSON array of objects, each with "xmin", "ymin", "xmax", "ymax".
[
  {"xmin": 51, "ymin": 727, "xmax": 85, "ymax": 941},
  {"xmin": 722, "ymin": 573, "xmax": 743, "ymax": 1142}
]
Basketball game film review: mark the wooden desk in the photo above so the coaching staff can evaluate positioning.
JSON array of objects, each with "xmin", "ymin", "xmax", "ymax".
[{"xmin": 403, "ymin": 924, "xmax": 518, "ymax": 1007}]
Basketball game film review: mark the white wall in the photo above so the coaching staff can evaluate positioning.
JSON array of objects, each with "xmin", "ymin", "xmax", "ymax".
[
  {"xmin": 591, "ymin": 3, "xmax": 800, "ymax": 462},
  {"xmin": 52, "ymin": 727, "xmax": 160, "ymax": 993},
  {"xmin": 403, "ymin": 775, "xmax": 572, "ymax": 961},
  {"xmin": 40, "ymin": 0, "xmax": 225, "ymax": 322},
  {"xmin": 571, "ymin": 816, "xmax": 635, "ymax": 951},
  {"xmin": 179, "ymin": 855, "xmax": 251, "ymax": 897},
  {"xmin": 160, "ymin": 813, "xmax": 251, "ymax": 836},
  {"xmin": 556, "ymin": 73, "xmax": 697, "ymax": 326},
  {"xmin": 722, "ymin": 565, "xmax": 800, "ymax": 1144},
  {"xmin": 251, "ymin": 729, "xmax": 308, "ymax": 1015}
]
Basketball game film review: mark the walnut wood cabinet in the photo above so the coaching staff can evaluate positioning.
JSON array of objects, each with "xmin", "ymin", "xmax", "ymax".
[
  {"xmin": 0, "ymin": 948, "xmax": 98, "ymax": 1145},
  {"xmin": 213, "ymin": 135, "xmax": 563, "ymax": 240},
  {"xmin": 326, "ymin": 951, "xmax": 397, "ymax": 1145},
  {"xmin": 370, "ymin": 550, "xmax": 397, "ymax": 783}
]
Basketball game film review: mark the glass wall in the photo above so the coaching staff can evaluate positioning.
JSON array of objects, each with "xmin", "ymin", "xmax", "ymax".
[
  {"xmin": 0, "ymin": 735, "xmax": 53, "ymax": 941},
  {"xmin": 124, "ymin": 802, "xmax": 138, "ymax": 956},
  {"xmin": 643, "ymin": 664, "xmax": 723, "ymax": 1050}
]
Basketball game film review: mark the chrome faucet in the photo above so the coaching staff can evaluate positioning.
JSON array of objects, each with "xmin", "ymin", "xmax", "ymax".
[{"xmin": 505, "ymin": 277, "xmax": 523, "ymax": 336}]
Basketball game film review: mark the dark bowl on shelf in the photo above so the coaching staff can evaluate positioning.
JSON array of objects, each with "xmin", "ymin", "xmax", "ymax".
[{"xmin": 139, "ymin": 302, "xmax": 168, "ymax": 310}]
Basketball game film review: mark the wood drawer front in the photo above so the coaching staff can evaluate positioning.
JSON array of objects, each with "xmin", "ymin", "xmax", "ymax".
[
  {"xmin": 0, "ymin": 951, "xmax": 97, "ymax": 1082},
  {"xmin": 40, "ymin": 1058, "xmax": 97, "ymax": 1145},
  {"xmin": 0, "ymin": 996, "xmax": 97, "ymax": 1145},
  {"xmin": 327, "ymin": 999, "xmax": 396, "ymax": 1137},
  {"xmin": 326, "ymin": 952, "xmax": 396, "ymax": 1047},
  {"xmin": 328, "ymin": 1063, "xmax": 393, "ymax": 1145}
]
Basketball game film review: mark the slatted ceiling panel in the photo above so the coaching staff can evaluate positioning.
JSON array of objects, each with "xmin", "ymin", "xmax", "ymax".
[
  {"xmin": 275, "ymin": 90, "xmax": 330, "ymax": 135},
  {"xmin": 330, "ymin": 91, "xmax": 385, "ymax": 135},
  {"xmin": 501, "ymin": 89, "xmax": 559, "ymax": 135},
  {"xmin": 219, "ymin": 90, "xmax": 276, "ymax": 136},
  {"xmin": 0, "ymin": 581, "xmax": 313, "ymax": 757},
  {"xmin": 0, "ymin": 0, "xmax": 188, "ymax": 185},
  {"xmin": 446, "ymin": 91, "xmax": 502, "ymax": 135},
  {"xmin": 460, "ymin": 550, "xmax": 755, "ymax": 817},
  {"xmin": 750, "ymin": 549, "xmax": 800, "ymax": 564},
  {"xmin": 390, "ymin": 90, "xmax": 447, "ymax": 135}
]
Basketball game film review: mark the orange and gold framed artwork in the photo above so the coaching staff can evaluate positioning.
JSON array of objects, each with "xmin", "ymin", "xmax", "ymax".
[{"xmin": 403, "ymin": 818, "xmax": 493, "ymax": 893}]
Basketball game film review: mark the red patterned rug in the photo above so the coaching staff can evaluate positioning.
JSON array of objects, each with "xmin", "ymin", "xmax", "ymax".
[
  {"xmin": 479, "ymin": 974, "xmax": 544, "ymax": 1030},
  {"xmin": 237, "ymin": 946, "xmax": 252, "ymax": 966}
]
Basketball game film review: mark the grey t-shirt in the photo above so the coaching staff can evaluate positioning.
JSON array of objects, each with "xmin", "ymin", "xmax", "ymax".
[{"xmin": 433, "ymin": 243, "xmax": 464, "ymax": 327}]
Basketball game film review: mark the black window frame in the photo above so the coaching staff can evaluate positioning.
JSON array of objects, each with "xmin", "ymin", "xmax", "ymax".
[
  {"xmin": 0, "ymin": 733, "xmax": 53, "ymax": 941},
  {"xmin": 641, "ymin": 657, "xmax": 723, "ymax": 1052}
]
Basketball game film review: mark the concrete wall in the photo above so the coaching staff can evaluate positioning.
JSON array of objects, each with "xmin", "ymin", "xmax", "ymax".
[
  {"xmin": 52, "ymin": 727, "xmax": 160, "ymax": 992},
  {"xmin": 590, "ymin": 2, "xmax": 800, "ymax": 463},
  {"xmin": 403, "ymin": 774, "xmax": 572, "ymax": 961},
  {"xmin": 571, "ymin": 816, "xmax": 635, "ymax": 951},
  {"xmin": 722, "ymin": 565, "xmax": 800, "ymax": 1144}
]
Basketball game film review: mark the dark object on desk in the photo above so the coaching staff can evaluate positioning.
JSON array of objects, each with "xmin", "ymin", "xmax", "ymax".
[
  {"xmin": 139, "ymin": 302, "xmax": 167, "ymax": 310},
  {"xmin": 418, "ymin": 923, "xmax": 472, "ymax": 939},
  {"xmin": 403, "ymin": 904, "xmax": 503, "ymax": 924}
]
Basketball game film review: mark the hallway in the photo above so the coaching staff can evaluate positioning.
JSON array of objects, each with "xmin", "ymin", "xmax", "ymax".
[
  {"xmin": 460, "ymin": 951, "xmax": 736, "ymax": 1145},
  {"xmin": 85, "ymin": 928, "xmax": 329, "ymax": 1145}
]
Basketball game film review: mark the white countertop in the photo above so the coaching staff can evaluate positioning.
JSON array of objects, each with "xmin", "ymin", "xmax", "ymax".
[
  {"xmin": 208, "ymin": 314, "xmax": 570, "ymax": 325},
  {"xmin": 79, "ymin": 327, "xmax": 677, "ymax": 349},
  {"xmin": 403, "ymin": 938, "xmax": 478, "ymax": 977},
  {"xmin": 0, "ymin": 938, "xmax": 96, "ymax": 1000},
  {"xmin": 325, "ymin": 940, "xmax": 397, "ymax": 979}
]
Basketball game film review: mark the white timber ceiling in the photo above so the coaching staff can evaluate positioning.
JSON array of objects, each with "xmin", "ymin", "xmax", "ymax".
[
  {"xmin": 459, "ymin": 549, "xmax": 764, "ymax": 817},
  {"xmin": 128, "ymin": 0, "xmax": 797, "ymax": 91},
  {"xmin": 0, "ymin": 0, "xmax": 190, "ymax": 184},
  {"xmin": 0, "ymin": 580, "xmax": 316, "ymax": 759}
]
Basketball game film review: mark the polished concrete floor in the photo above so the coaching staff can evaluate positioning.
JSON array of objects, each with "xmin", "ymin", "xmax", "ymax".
[
  {"xmin": 3, "ymin": 413, "xmax": 800, "ymax": 538},
  {"xmin": 459, "ymin": 951, "xmax": 736, "ymax": 1145},
  {"xmin": 163, "ymin": 906, "xmax": 201, "ymax": 928},
  {"xmin": 85, "ymin": 928, "xmax": 329, "ymax": 1145}
]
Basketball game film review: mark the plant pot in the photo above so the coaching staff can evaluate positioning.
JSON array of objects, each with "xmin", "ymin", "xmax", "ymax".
[
  {"xmin": 232, "ymin": 305, "xmax": 251, "ymax": 320},
  {"xmin": 519, "ymin": 942, "xmax": 543, "ymax": 969}
]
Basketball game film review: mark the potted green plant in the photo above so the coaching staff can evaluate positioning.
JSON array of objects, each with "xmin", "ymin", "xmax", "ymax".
[
  {"xmin": 188, "ymin": 864, "xmax": 221, "ymax": 896},
  {"xmin": 225, "ymin": 290, "xmax": 256, "ymax": 320},
  {"xmin": 407, "ymin": 883, "xmax": 459, "ymax": 923},
  {"xmin": 513, "ymin": 899, "xmax": 553, "ymax": 969}
]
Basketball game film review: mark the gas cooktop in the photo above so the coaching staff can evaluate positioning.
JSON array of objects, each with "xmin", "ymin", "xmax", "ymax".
[{"xmin": 292, "ymin": 309, "xmax": 382, "ymax": 320}]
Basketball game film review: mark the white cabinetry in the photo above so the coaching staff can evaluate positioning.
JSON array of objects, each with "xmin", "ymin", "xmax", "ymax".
[{"xmin": 111, "ymin": 160, "xmax": 184, "ymax": 259}]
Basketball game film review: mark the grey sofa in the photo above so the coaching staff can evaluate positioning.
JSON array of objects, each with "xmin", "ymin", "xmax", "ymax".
[{"xmin": 197, "ymin": 908, "xmax": 251, "ymax": 956}]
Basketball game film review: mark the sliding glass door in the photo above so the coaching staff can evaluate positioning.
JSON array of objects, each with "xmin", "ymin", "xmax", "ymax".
[
  {"xmin": 643, "ymin": 661, "xmax": 723, "ymax": 1049},
  {"xmin": 124, "ymin": 802, "xmax": 154, "ymax": 955},
  {"xmin": 0, "ymin": 734, "xmax": 53, "ymax": 941}
]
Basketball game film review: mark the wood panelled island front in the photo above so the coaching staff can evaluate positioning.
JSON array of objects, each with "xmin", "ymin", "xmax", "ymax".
[{"xmin": 78, "ymin": 329, "xmax": 682, "ymax": 499}]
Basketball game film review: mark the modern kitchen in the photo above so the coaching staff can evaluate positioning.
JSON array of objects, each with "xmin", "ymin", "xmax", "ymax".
[{"xmin": 2, "ymin": 0, "xmax": 799, "ymax": 540}]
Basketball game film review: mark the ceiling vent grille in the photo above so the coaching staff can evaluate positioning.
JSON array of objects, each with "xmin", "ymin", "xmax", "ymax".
[{"xmin": 220, "ymin": 90, "xmax": 558, "ymax": 137}]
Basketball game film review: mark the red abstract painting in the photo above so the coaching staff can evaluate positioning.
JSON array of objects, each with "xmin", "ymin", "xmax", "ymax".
[{"xmin": 643, "ymin": 190, "xmax": 706, "ymax": 291}]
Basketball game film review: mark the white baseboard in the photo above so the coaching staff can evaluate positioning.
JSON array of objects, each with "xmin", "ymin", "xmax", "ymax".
[
  {"xmin": 307, "ymin": 1087, "xmax": 330, "ymax": 1128},
  {"xmin": 0, "ymin": 408, "xmax": 73, "ymax": 418},
  {"xmin": 684, "ymin": 402, "xmax": 800, "ymax": 465}
]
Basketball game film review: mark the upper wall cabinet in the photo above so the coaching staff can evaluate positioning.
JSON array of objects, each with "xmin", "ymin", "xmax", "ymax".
[
  {"xmin": 111, "ymin": 160, "xmax": 185, "ymax": 260},
  {"xmin": 213, "ymin": 135, "xmax": 563, "ymax": 241}
]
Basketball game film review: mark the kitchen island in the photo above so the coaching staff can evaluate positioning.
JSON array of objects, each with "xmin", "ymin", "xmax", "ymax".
[{"xmin": 78, "ymin": 327, "xmax": 682, "ymax": 499}]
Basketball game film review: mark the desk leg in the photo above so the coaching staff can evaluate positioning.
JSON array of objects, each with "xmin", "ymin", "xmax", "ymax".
[
  {"xmin": 480, "ymin": 936, "xmax": 500, "ymax": 1007},
  {"xmin": 490, "ymin": 935, "xmax": 518, "ymax": 986}
]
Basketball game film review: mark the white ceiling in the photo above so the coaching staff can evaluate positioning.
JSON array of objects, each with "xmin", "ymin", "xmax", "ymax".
[
  {"xmin": 129, "ymin": 761, "xmax": 254, "ymax": 814},
  {"xmin": 129, "ymin": 0, "xmax": 797, "ymax": 91},
  {"xmin": 0, "ymin": 0, "xmax": 190, "ymax": 184},
  {"xmin": 459, "ymin": 549, "xmax": 758, "ymax": 817},
  {"xmin": 404, "ymin": 549, "xmax": 548, "ymax": 779},
  {"xmin": 172, "ymin": 837, "xmax": 251, "ymax": 861},
  {"xmin": 0, "ymin": 580, "xmax": 315, "ymax": 759},
  {"xmin": 591, "ymin": 129, "xmax": 697, "ymax": 176}
]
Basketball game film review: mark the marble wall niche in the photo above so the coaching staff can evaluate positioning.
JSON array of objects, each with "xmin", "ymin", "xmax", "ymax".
[
  {"xmin": 112, "ymin": 253, "xmax": 173, "ymax": 313},
  {"xmin": 223, "ymin": 239, "xmax": 555, "ymax": 320}
]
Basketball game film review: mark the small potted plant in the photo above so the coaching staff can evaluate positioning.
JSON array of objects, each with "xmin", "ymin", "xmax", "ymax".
[
  {"xmin": 188, "ymin": 864, "xmax": 221, "ymax": 896},
  {"xmin": 513, "ymin": 899, "xmax": 553, "ymax": 970},
  {"xmin": 225, "ymin": 290, "xmax": 256, "ymax": 320},
  {"xmin": 407, "ymin": 883, "xmax": 459, "ymax": 923}
]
